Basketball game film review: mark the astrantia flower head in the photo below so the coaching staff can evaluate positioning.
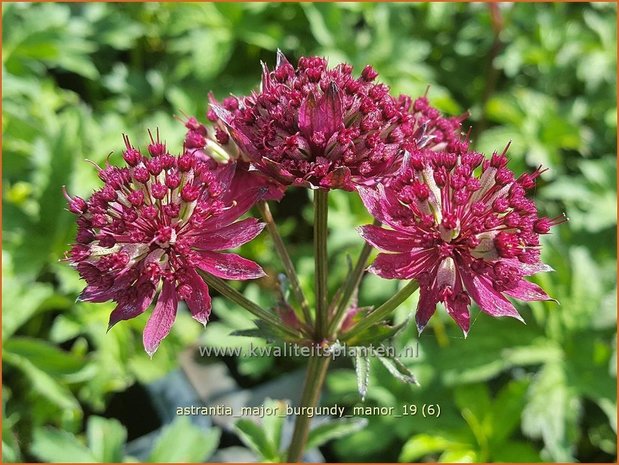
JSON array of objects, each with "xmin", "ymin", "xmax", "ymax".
[
  {"xmin": 210, "ymin": 52, "xmax": 465, "ymax": 191},
  {"xmin": 358, "ymin": 148, "xmax": 565, "ymax": 335},
  {"xmin": 65, "ymin": 131, "xmax": 268, "ymax": 355},
  {"xmin": 397, "ymin": 94, "xmax": 470, "ymax": 156}
]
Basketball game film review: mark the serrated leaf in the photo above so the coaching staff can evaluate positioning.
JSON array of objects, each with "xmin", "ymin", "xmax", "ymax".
[
  {"xmin": 86, "ymin": 416, "xmax": 126, "ymax": 463},
  {"xmin": 262, "ymin": 399, "xmax": 286, "ymax": 455},
  {"xmin": 233, "ymin": 418, "xmax": 277, "ymax": 461},
  {"xmin": 377, "ymin": 354, "xmax": 418, "ymax": 385},
  {"xmin": 522, "ymin": 362, "xmax": 579, "ymax": 461},
  {"xmin": 31, "ymin": 427, "xmax": 96, "ymax": 463},
  {"xmin": 149, "ymin": 417, "xmax": 220, "ymax": 462},
  {"xmin": 306, "ymin": 418, "xmax": 368, "ymax": 450},
  {"xmin": 3, "ymin": 351, "xmax": 81, "ymax": 415},
  {"xmin": 354, "ymin": 352, "xmax": 370, "ymax": 400}
]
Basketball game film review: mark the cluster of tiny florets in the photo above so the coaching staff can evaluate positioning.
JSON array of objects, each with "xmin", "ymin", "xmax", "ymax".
[
  {"xmin": 209, "ymin": 52, "xmax": 466, "ymax": 190},
  {"xmin": 358, "ymin": 148, "xmax": 564, "ymax": 334},
  {"xmin": 65, "ymin": 132, "xmax": 267, "ymax": 355}
]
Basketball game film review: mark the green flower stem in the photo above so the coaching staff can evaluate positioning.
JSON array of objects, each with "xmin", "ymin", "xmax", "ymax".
[
  {"xmin": 327, "ymin": 219, "xmax": 380, "ymax": 335},
  {"xmin": 313, "ymin": 189, "xmax": 329, "ymax": 339},
  {"xmin": 342, "ymin": 280, "xmax": 420, "ymax": 342},
  {"xmin": 200, "ymin": 272, "xmax": 299, "ymax": 340},
  {"xmin": 257, "ymin": 200, "xmax": 313, "ymax": 325},
  {"xmin": 286, "ymin": 354, "xmax": 331, "ymax": 462}
]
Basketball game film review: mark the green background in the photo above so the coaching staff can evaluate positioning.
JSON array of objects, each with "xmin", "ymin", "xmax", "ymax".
[{"xmin": 2, "ymin": 2, "xmax": 617, "ymax": 462}]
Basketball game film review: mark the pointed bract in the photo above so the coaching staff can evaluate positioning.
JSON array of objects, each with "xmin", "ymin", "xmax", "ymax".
[
  {"xmin": 183, "ymin": 269, "xmax": 212, "ymax": 327},
  {"xmin": 195, "ymin": 251, "xmax": 266, "ymax": 280},
  {"xmin": 143, "ymin": 280, "xmax": 179, "ymax": 357}
]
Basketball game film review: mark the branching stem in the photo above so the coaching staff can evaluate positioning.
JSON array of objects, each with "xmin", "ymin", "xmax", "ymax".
[
  {"xmin": 342, "ymin": 280, "xmax": 419, "ymax": 341},
  {"xmin": 327, "ymin": 219, "xmax": 380, "ymax": 335},
  {"xmin": 257, "ymin": 200, "xmax": 313, "ymax": 325},
  {"xmin": 200, "ymin": 272, "xmax": 299, "ymax": 339}
]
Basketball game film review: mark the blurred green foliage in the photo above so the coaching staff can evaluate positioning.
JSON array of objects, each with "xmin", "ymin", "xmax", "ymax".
[{"xmin": 2, "ymin": 2, "xmax": 616, "ymax": 463}]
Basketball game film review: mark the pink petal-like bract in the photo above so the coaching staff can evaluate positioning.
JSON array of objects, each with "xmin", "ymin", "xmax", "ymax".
[
  {"xmin": 66, "ymin": 132, "xmax": 267, "ymax": 355},
  {"xmin": 143, "ymin": 279, "xmax": 179, "ymax": 357},
  {"xmin": 358, "ymin": 149, "xmax": 564, "ymax": 335},
  {"xmin": 205, "ymin": 52, "xmax": 468, "ymax": 191}
]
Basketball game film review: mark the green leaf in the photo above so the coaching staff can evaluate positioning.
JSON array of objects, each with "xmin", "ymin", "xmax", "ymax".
[
  {"xmin": 3, "ymin": 337, "xmax": 88, "ymax": 379},
  {"xmin": 231, "ymin": 319, "xmax": 301, "ymax": 343},
  {"xmin": 438, "ymin": 448, "xmax": 477, "ymax": 462},
  {"xmin": 262, "ymin": 399, "xmax": 286, "ymax": 456},
  {"xmin": 3, "ymin": 350, "xmax": 81, "ymax": 417},
  {"xmin": 485, "ymin": 95, "xmax": 525, "ymax": 126},
  {"xmin": 306, "ymin": 418, "xmax": 368, "ymax": 450},
  {"xmin": 454, "ymin": 384, "xmax": 491, "ymax": 425},
  {"xmin": 1, "ymin": 254, "xmax": 53, "ymax": 340},
  {"xmin": 233, "ymin": 418, "xmax": 277, "ymax": 461},
  {"xmin": 522, "ymin": 362, "xmax": 579, "ymax": 461},
  {"xmin": 399, "ymin": 434, "xmax": 469, "ymax": 462},
  {"xmin": 354, "ymin": 352, "xmax": 370, "ymax": 400},
  {"xmin": 86, "ymin": 416, "xmax": 127, "ymax": 463},
  {"xmin": 2, "ymin": 418, "xmax": 21, "ymax": 464},
  {"xmin": 377, "ymin": 354, "xmax": 418, "ymax": 385},
  {"xmin": 149, "ymin": 417, "xmax": 220, "ymax": 462},
  {"xmin": 492, "ymin": 440, "xmax": 541, "ymax": 462},
  {"xmin": 344, "ymin": 319, "xmax": 408, "ymax": 346},
  {"xmin": 2, "ymin": 438, "xmax": 20, "ymax": 463},
  {"xmin": 301, "ymin": 3, "xmax": 336, "ymax": 48},
  {"xmin": 475, "ymin": 126, "xmax": 526, "ymax": 161},
  {"xmin": 31, "ymin": 427, "xmax": 96, "ymax": 463},
  {"xmin": 489, "ymin": 380, "xmax": 529, "ymax": 444},
  {"xmin": 11, "ymin": 108, "xmax": 81, "ymax": 276}
]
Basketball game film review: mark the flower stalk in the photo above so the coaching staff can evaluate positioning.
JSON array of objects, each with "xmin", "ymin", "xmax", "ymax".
[
  {"xmin": 256, "ymin": 200, "xmax": 313, "ymax": 325},
  {"xmin": 327, "ymin": 219, "xmax": 380, "ymax": 335},
  {"xmin": 200, "ymin": 272, "xmax": 299, "ymax": 340},
  {"xmin": 287, "ymin": 354, "xmax": 331, "ymax": 462},
  {"xmin": 313, "ymin": 189, "xmax": 329, "ymax": 339},
  {"xmin": 342, "ymin": 280, "xmax": 420, "ymax": 342}
]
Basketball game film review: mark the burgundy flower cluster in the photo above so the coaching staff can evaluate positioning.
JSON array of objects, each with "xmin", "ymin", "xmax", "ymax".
[
  {"xmin": 66, "ymin": 133, "xmax": 269, "ymax": 355},
  {"xmin": 358, "ymin": 149, "xmax": 563, "ymax": 334},
  {"xmin": 207, "ymin": 51, "xmax": 467, "ymax": 190},
  {"xmin": 67, "ymin": 53, "xmax": 561, "ymax": 354}
]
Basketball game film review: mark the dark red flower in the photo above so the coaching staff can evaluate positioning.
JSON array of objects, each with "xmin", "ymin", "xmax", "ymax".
[
  {"xmin": 209, "ymin": 52, "xmax": 465, "ymax": 191},
  {"xmin": 65, "ymin": 132, "xmax": 268, "ymax": 355},
  {"xmin": 398, "ymin": 94, "xmax": 470, "ymax": 156},
  {"xmin": 358, "ymin": 148, "xmax": 564, "ymax": 335}
]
